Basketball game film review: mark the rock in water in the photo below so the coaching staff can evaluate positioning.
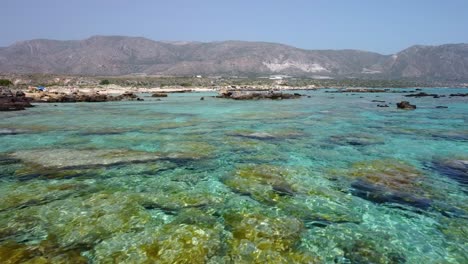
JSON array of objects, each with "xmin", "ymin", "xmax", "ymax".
[
  {"xmin": 397, "ymin": 101, "xmax": 416, "ymax": 110},
  {"xmin": 405, "ymin": 92, "xmax": 440, "ymax": 98},
  {"xmin": 431, "ymin": 159, "xmax": 468, "ymax": 186},
  {"xmin": 217, "ymin": 91, "xmax": 301, "ymax": 100},
  {"xmin": 151, "ymin": 93, "xmax": 168, "ymax": 97},
  {"xmin": 0, "ymin": 87, "xmax": 34, "ymax": 111}
]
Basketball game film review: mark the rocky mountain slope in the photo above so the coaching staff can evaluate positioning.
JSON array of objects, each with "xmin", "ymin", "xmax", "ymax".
[{"xmin": 0, "ymin": 36, "xmax": 467, "ymax": 80}]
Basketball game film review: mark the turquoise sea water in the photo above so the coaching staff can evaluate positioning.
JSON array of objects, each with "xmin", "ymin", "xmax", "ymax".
[{"xmin": 0, "ymin": 88, "xmax": 467, "ymax": 263}]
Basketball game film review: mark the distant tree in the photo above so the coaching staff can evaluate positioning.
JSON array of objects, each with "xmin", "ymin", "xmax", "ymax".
[
  {"xmin": 0, "ymin": 79, "xmax": 13, "ymax": 86},
  {"xmin": 179, "ymin": 82, "xmax": 192, "ymax": 87},
  {"xmin": 99, "ymin": 79, "xmax": 110, "ymax": 85}
]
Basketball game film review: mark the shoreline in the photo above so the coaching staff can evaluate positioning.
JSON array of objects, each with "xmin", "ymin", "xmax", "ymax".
[
  {"xmin": 22, "ymin": 85, "xmax": 464, "ymax": 96},
  {"xmin": 20, "ymin": 85, "xmax": 321, "ymax": 97}
]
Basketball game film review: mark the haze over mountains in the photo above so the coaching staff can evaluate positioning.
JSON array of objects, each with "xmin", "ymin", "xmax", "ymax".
[{"xmin": 0, "ymin": 36, "xmax": 467, "ymax": 81}]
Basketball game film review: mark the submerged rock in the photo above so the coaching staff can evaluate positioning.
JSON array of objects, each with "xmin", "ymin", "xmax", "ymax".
[
  {"xmin": 0, "ymin": 128, "xmax": 30, "ymax": 136},
  {"xmin": 276, "ymin": 196, "xmax": 362, "ymax": 227},
  {"xmin": 0, "ymin": 181, "xmax": 93, "ymax": 212},
  {"xmin": 141, "ymin": 223, "xmax": 224, "ymax": 263},
  {"xmin": 351, "ymin": 179, "xmax": 431, "ymax": 210},
  {"xmin": 397, "ymin": 101, "xmax": 416, "ymax": 110},
  {"xmin": 329, "ymin": 133, "xmax": 385, "ymax": 146},
  {"xmin": 41, "ymin": 192, "xmax": 151, "ymax": 248},
  {"xmin": 0, "ymin": 240, "xmax": 88, "ymax": 264},
  {"xmin": 11, "ymin": 149, "xmax": 162, "ymax": 170},
  {"xmin": 223, "ymin": 165, "xmax": 297, "ymax": 204},
  {"xmin": 230, "ymin": 131, "xmax": 276, "ymax": 140},
  {"xmin": 341, "ymin": 236, "xmax": 407, "ymax": 264},
  {"xmin": 229, "ymin": 130, "xmax": 303, "ymax": 141},
  {"xmin": 223, "ymin": 211, "xmax": 319, "ymax": 263},
  {"xmin": 93, "ymin": 210, "xmax": 224, "ymax": 263},
  {"xmin": 346, "ymin": 160, "xmax": 433, "ymax": 210},
  {"xmin": 431, "ymin": 159, "xmax": 468, "ymax": 187},
  {"xmin": 437, "ymin": 217, "xmax": 468, "ymax": 261}
]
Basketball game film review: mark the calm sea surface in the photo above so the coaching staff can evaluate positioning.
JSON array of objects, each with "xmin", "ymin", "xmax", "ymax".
[{"xmin": 0, "ymin": 88, "xmax": 467, "ymax": 263}]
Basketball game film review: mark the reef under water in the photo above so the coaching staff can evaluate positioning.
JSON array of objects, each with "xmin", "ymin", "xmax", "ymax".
[{"xmin": 0, "ymin": 89, "xmax": 467, "ymax": 263}]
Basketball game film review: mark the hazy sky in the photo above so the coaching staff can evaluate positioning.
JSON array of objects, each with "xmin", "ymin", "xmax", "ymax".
[{"xmin": 2, "ymin": 0, "xmax": 467, "ymax": 54}]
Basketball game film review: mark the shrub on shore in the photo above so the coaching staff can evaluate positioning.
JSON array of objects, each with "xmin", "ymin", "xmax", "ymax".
[
  {"xmin": 99, "ymin": 79, "xmax": 110, "ymax": 85},
  {"xmin": 0, "ymin": 79, "xmax": 12, "ymax": 86}
]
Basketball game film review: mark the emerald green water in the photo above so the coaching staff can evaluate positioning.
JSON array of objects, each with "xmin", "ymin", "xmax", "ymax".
[{"xmin": 0, "ymin": 89, "xmax": 467, "ymax": 263}]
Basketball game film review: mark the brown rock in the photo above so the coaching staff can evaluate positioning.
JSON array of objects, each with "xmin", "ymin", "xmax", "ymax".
[
  {"xmin": 396, "ymin": 101, "xmax": 416, "ymax": 110},
  {"xmin": 151, "ymin": 93, "xmax": 168, "ymax": 97}
]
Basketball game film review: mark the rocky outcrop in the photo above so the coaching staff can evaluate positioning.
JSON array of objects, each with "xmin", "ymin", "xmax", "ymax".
[
  {"xmin": 0, "ymin": 87, "xmax": 34, "ymax": 111},
  {"xmin": 337, "ymin": 89, "xmax": 388, "ymax": 93},
  {"xmin": 26, "ymin": 91, "xmax": 142, "ymax": 103},
  {"xmin": 405, "ymin": 92, "xmax": 442, "ymax": 98},
  {"xmin": 397, "ymin": 101, "xmax": 416, "ymax": 110},
  {"xmin": 217, "ymin": 91, "xmax": 301, "ymax": 100},
  {"xmin": 449, "ymin": 93, "xmax": 468, "ymax": 97},
  {"xmin": 151, "ymin": 93, "xmax": 168, "ymax": 97}
]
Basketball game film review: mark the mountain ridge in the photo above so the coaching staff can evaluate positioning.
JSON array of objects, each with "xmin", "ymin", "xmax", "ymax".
[{"xmin": 0, "ymin": 36, "xmax": 467, "ymax": 81}]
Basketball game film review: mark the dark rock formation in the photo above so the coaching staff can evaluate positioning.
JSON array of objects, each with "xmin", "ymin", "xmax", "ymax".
[
  {"xmin": 113, "ymin": 92, "xmax": 141, "ymax": 101},
  {"xmin": 430, "ymin": 159, "xmax": 468, "ymax": 187},
  {"xmin": 449, "ymin": 93, "xmax": 468, "ymax": 97},
  {"xmin": 377, "ymin": 104, "xmax": 389, "ymax": 107},
  {"xmin": 405, "ymin": 92, "xmax": 441, "ymax": 98},
  {"xmin": 436, "ymin": 106, "xmax": 448, "ymax": 109},
  {"xmin": 0, "ymin": 87, "xmax": 34, "ymax": 111},
  {"xmin": 351, "ymin": 179, "xmax": 432, "ymax": 210},
  {"xmin": 335, "ymin": 89, "xmax": 389, "ymax": 93},
  {"xmin": 217, "ymin": 91, "xmax": 301, "ymax": 100},
  {"xmin": 329, "ymin": 134, "xmax": 384, "ymax": 146},
  {"xmin": 26, "ymin": 91, "xmax": 142, "ymax": 103},
  {"xmin": 397, "ymin": 101, "xmax": 416, "ymax": 110},
  {"xmin": 151, "ymin": 93, "xmax": 168, "ymax": 97}
]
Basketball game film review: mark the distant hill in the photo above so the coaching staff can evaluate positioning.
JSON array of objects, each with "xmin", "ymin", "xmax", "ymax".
[{"xmin": 0, "ymin": 36, "xmax": 467, "ymax": 81}]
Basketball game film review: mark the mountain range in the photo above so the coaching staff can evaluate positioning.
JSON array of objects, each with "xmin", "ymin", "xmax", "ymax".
[{"xmin": 0, "ymin": 36, "xmax": 467, "ymax": 81}]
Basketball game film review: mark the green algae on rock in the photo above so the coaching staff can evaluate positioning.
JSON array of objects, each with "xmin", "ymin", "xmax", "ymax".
[
  {"xmin": 438, "ymin": 217, "xmax": 468, "ymax": 260},
  {"xmin": 223, "ymin": 211, "xmax": 319, "ymax": 263},
  {"xmin": 0, "ymin": 181, "xmax": 94, "ymax": 212},
  {"xmin": 142, "ymin": 223, "xmax": 224, "ymax": 263},
  {"xmin": 0, "ymin": 239, "xmax": 89, "ymax": 264},
  {"xmin": 305, "ymin": 224, "xmax": 409, "ymax": 264},
  {"xmin": 223, "ymin": 165, "xmax": 297, "ymax": 204},
  {"xmin": 343, "ymin": 159, "xmax": 435, "ymax": 210},
  {"xmin": 276, "ymin": 196, "xmax": 362, "ymax": 227},
  {"xmin": 38, "ymin": 192, "xmax": 152, "ymax": 248},
  {"xmin": 92, "ymin": 209, "xmax": 225, "ymax": 263}
]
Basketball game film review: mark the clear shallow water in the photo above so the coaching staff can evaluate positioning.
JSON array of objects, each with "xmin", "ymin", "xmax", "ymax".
[{"xmin": 0, "ymin": 88, "xmax": 467, "ymax": 263}]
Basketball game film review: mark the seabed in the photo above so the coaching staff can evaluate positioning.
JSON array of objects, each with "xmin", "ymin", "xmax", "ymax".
[{"xmin": 0, "ymin": 89, "xmax": 467, "ymax": 263}]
